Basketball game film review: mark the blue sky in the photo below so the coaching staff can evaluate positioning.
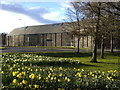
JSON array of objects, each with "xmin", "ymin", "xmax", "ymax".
[{"xmin": 0, "ymin": 1, "xmax": 71, "ymax": 33}]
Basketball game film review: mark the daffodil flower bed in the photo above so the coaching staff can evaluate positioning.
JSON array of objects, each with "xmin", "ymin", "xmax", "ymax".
[{"xmin": 1, "ymin": 53, "xmax": 120, "ymax": 89}]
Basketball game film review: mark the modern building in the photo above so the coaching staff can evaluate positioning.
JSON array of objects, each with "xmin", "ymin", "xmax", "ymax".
[{"xmin": 6, "ymin": 23, "xmax": 93, "ymax": 49}]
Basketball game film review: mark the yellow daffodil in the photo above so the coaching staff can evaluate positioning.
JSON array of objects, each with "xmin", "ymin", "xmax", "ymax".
[
  {"xmin": 54, "ymin": 77, "xmax": 56, "ymax": 80},
  {"xmin": 58, "ymin": 79, "xmax": 61, "ymax": 82},
  {"xmin": 29, "ymin": 73, "xmax": 35, "ymax": 79},
  {"xmin": 38, "ymin": 77, "xmax": 41, "ymax": 80},
  {"xmin": 22, "ymin": 72, "xmax": 26, "ymax": 75},
  {"xmin": 59, "ymin": 67, "xmax": 63, "ymax": 70},
  {"xmin": 81, "ymin": 69, "xmax": 84, "ymax": 71},
  {"xmin": 19, "ymin": 82, "xmax": 22, "ymax": 87},
  {"xmin": 12, "ymin": 71, "xmax": 19, "ymax": 76},
  {"xmin": 28, "ymin": 68, "xmax": 31, "ymax": 70},
  {"xmin": 2, "ymin": 71, "xmax": 4, "ymax": 74},
  {"xmin": 29, "ymin": 84, "xmax": 32, "ymax": 88},
  {"xmin": 17, "ymin": 74, "xmax": 22, "ymax": 78},
  {"xmin": 22, "ymin": 67, "xmax": 24, "ymax": 70},
  {"xmin": 9, "ymin": 67, "xmax": 13, "ymax": 70},
  {"xmin": 40, "ymin": 69, "xmax": 42, "ymax": 71},
  {"xmin": 18, "ymin": 68, "xmax": 20, "ymax": 71},
  {"xmin": 59, "ymin": 73, "xmax": 62, "ymax": 77},
  {"xmin": 22, "ymin": 80, "xmax": 28, "ymax": 84},
  {"xmin": 95, "ymin": 75, "xmax": 97, "ymax": 79},
  {"xmin": 67, "ymin": 78, "xmax": 71, "ymax": 82},
  {"xmin": 34, "ymin": 84, "xmax": 39, "ymax": 88},
  {"xmin": 12, "ymin": 79, "xmax": 17, "ymax": 84},
  {"xmin": 35, "ymin": 69, "xmax": 38, "ymax": 72},
  {"xmin": 51, "ymin": 77, "xmax": 54, "ymax": 80}
]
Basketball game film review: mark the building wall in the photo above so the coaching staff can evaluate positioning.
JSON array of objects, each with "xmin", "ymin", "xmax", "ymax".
[
  {"xmin": 6, "ymin": 32, "xmax": 120, "ymax": 49},
  {"xmin": 7, "ymin": 32, "xmax": 78, "ymax": 47}
]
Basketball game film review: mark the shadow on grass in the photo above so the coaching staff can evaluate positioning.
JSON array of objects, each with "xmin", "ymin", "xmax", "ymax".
[
  {"xmin": 36, "ymin": 52, "xmax": 92, "ymax": 58},
  {"xmin": 97, "ymin": 62, "xmax": 119, "ymax": 64},
  {"xmin": 24, "ymin": 60, "xmax": 99, "ymax": 68}
]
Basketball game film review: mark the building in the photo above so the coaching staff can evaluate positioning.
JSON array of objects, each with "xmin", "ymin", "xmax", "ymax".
[{"xmin": 6, "ymin": 23, "xmax": 93, "ymax": 49}]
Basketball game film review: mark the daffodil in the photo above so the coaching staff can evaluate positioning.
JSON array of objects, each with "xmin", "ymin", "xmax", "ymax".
[
  {"xmin": 59, "ymin": 73, "xmax": 62, "ymax": 77},
  {"xmin": 22, "ymin": 80, "xmax": 28, "ymax": 84},
  {"xmin": 12, "ymin": 79, "xmax": 17, "ymax": 84},
  {"xmin": 81, "ymin": 69, "xmax": 84, "ymax": 71},
  {"xmin": 19, "ymin": 82, "xmax": 22, "ymax": 87},
  {"xmin": 17, "ymin": 74, "xmax": 22, "ymax": 78},
  {"xmin": 58, "ymin": 79, "xmax": 61, "ymax": 82},
  {"xmin": 29, "ymin": 84, "xmax": 32, "ymax": 88},
  {"xmin": 34, "ymin": 84, "xmax": 39, "ymax": 88},
  {"xmin": 38, "ymin": 77, "xmax": 41, "ymax": 80},
  {"xmin": 59, "ymin": 67, "xmax": 63, "ymax": 70},
  {"xmin": 2, "ymin": 71, "xmax": 4, "ymax": 74},
  {"xmin": 67, "ymin": 78, "xmax": 71, "ymax": 82},
  {"xmin": 35, "ymin": 69, "xmax": 38, "ymax": 72},
  {"xmin": 51, "ymin": 77, "xmax": 54, "ymax": 80}
]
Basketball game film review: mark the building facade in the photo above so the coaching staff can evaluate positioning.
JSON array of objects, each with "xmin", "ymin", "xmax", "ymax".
[{"xmin": 7, "ymin": 23, "xmax": 93, "ymax": 49}]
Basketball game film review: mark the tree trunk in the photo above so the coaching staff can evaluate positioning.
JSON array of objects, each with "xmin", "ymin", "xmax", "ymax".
[
  {"xmin": 77, "ymin": 38, "xmax": 80, "ymax": 53},
  {"xmin": 110, "ymin": 35, "xmax": 114, "ymax": 53},
  {"xmin": 100, "ymin": 37, "xmax": 104, "ymax": 59},
  {"xmin": 91, "ymin": 37, "xmax": 97, "ymax": 62},
  {"xmin": 90, "ymin": 2, "xmax": 101, "ymax": 63}
]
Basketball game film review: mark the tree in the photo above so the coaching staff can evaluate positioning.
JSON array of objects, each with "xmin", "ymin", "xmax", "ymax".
[
  {"xmin": 62, "ymin": 2, "xmax": 86, "ymax": 53},
  {"xmin": 81, "ymin": 2, "xmax": 102, "ymax": 62},
  {"xmin": 102, "ymin": 2, "xmax": 120, "ymax": 16}
]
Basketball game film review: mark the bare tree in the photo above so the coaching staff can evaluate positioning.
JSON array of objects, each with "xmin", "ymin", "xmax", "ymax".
[
  {"xmin": 62, "ymin": 2, "xmax": 86, "ymax": 53},
  {"xmin": 81, "ymin": 2, "xmax": 102, "ymax": 62}
]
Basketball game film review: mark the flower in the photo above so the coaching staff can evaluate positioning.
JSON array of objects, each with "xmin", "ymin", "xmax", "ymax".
[
  {"xmin": 19, "ymin": 82, "xmax": 22, "ymax": 87},
  {"xmin": 67, "ymin": 78, "xmax": 71, "ymax": 82},
  {"xmin": 81, "ymin": 69, "xmax": 84, "ymax": 71},
  {"xmin": 2, "ymin": 71, "xmax": 4, "ymax": 74},
  {"xmin": 22, "ymin": 72, "xmax": 26, "ymax": 75},
  {"xmin": 22, "ymin": 80, "xmax": 28, "ymax": 84},
  {"xmin": 59, "ymin": 67, "xmax": 63, "ymax": 70},
  {"xmin": 34, "ymin": 84, "xmax": 39, "ymax": 88},
  {"xmin": 59, "ymin": 73, "xmax": 62, "ymax": 77},
  {"xmin": 29, "ymin": 74, "xmax": 35, "ymax": 79},
  {"xmin": 12, "ymin": 79, "xmax": 17, "ymax": 84},
  {"xmin": 17, "ymin": 74, "xmax": 22, "ymax": 78},
  {"xmin": 12, "ymin": 71, "xmax": 19, "ymax": 76},
  {"xmin": 35, "ymin": 69, "xmax": 38, "ymax": 72},
  {"xmin": 58, "ymin": 79, "xmax": 61, "ymax": 82},
  {"xmin": 29, "ymin": 84, "xmax": 32, "ymax": 88},
  {"xmin": 38, "ymin": 77, "xmax": 41, "ymax": 80}
]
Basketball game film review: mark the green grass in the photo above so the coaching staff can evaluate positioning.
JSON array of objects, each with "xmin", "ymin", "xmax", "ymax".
[
  {"xmin": 0, "ymin": 47, "xmax": 5, "ymax": 49},
  {"xmin": 3, "ymin": 52, "xmax": 119, "ymax": 71},
  {"xmin": 34, "ymin": 52, "xmax": 119, "ymax": 71}
]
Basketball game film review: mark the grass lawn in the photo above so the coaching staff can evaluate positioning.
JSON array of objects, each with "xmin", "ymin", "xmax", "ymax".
[
  {"xmin": 32, "ymin": 52, "xmax": 120, "ymax": 71},
  {"xmin": 0, "ymin": 47, "xmax": 5, "ymax": 49}
]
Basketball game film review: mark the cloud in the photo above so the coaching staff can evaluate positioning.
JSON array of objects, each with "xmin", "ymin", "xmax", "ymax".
[
  {"xmin": 0, "ymin": 2, "xmax": 59, "ymax": 24},
  {"xmin": 42, "ymin": 12, "xmax": 60, "ymax": 21},
  {"xmin": 0, "ymin": 10, "xmax": 43, "ymax": 33}
]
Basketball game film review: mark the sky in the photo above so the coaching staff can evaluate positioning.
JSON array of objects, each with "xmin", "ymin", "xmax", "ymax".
[{"xmin": 0, "ymin": 1, "xmax": 71, "ymax": 33}]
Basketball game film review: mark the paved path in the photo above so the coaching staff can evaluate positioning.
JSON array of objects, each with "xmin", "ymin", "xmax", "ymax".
[
  {"xmin": 1, "ymin": 47, "xmax": 119, "ymax": 53},
  {"xmin": 1, "ymin": 47, "xmax": 79, "ymax": 53}
]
